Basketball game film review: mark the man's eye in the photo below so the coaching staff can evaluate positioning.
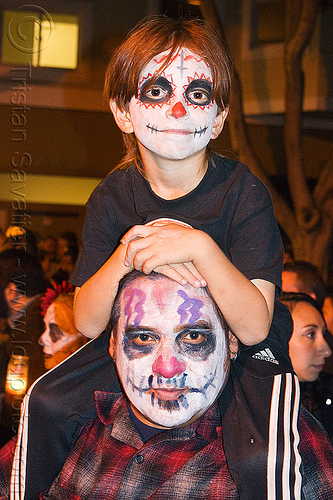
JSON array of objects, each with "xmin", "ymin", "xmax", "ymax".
[
  {"xmin": 187, "ymin": 89, "xmax": 211, "ymax": 106},
  {"xmin": 132, "ymin": 333, "xmax": 156, "ymax": 345},
  {"xmin": 181, "ymin": 331, "xmax": 206, "ymax": 344}
]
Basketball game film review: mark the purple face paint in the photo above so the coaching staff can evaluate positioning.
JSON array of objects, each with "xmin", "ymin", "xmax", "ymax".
[
  {"xmin": 123, "ymin": 287, "xmax": 146, "ymax": 327},
  {"xmin": 177, "ymin": 290, "xmax": 203, "ymax": 324}
]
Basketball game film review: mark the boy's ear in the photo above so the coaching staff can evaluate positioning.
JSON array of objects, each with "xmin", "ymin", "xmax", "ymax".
[
  {"xmin": 211, "ymin": 107, "xmax": 229, "ymax": 140},
  {"xmin": 109, "ymin": 100, "xmax": 134, "ymax": 134},
  {"xmin": 108, "ymin": 331, "xmax": 115, "ymax": 359}
]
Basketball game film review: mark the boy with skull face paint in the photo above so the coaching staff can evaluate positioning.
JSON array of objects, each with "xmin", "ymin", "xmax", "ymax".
[{"xmin": 10, "ymin": 17, "xmax": 302, "ymax": 500}]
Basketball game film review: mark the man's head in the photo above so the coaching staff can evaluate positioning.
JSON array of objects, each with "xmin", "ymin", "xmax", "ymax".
[
  {"xmin": 105, "ymin": 17, "xmax": 232, "ymax": 168},
  {"xmin": 282, "ymin": 261, "xmax": 327, "ymax": 308},
  {"xmin": 0, "ymin": 248, "xmax": 45, "ymax": 314},
  {"xmin": 109, "ymin": 271, "xmax": 230, "ymax": 429}
]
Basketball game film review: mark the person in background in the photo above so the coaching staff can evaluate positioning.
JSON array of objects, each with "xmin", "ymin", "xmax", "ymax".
[
  {"xmin": 39, "ymin": 284, "xmax": 87, "ymax": 370},
  {"xmin": 279, "ymin": 292, "xmax": 333, "ymax": 441},
  {"xmin": 282, "ymin": 260, "xmax": 327, "ymax": 308},
  {"xmin": 51, "ymin": 250, "xmax": 78, "ymax": 286},
  {"xmin": 0, "ymin": 249, "xmax": 46, "ymax": 446},
  {"xmin": 282, "ymin": 260, "xmax": 333, "ymax": 376},
  {"xmin": 323, "ymin": 288, "xmax": 333, "ymax": 334},
  {"xmin": 39, "ymin": 236, "xmax": 58, "ymax": 282},
  {"xmin": 57, "ymin": 231, "xmax": 79, "ymax": 262},
  {"xmin": 3, "ymin": 227, "xmax": 39, "ymax": 260}
]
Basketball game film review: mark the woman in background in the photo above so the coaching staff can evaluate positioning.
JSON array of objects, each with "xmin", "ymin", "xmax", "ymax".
[
  {"xmin": 39, "ymin": 284, "xmax": 87, "ymax": 370},
  {"xmin": 279, "ymin": 292, "xmax": 333, "ymax": 441}
]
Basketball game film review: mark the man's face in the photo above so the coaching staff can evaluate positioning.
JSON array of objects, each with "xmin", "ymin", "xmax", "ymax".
[
  {"xmin": 127, "ymin": 48, "xmax": 223, "ymax": 160},
  {"xmin": 110, "ymin": 277, "xmax": 229, "ymax": 428}
]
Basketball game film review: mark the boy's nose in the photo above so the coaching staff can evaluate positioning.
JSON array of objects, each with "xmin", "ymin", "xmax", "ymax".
[
  {"xmin": 170, "ymin": 101, "xmax": 187, "ymax": 118},
  {"xmin": 152, "ymin": 355, "xmax": 186, "ymax": 378}
]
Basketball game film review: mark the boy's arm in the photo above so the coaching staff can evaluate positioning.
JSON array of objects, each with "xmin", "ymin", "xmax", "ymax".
[
  {"xmin": 73, "ymin": 244, "xmax": 131, "ymax": 338},
  {"xmin": 122, "ymin": 223, "xmax": 275, "ymax": 345}
]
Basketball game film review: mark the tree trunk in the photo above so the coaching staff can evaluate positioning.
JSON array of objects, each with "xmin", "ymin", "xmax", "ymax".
[{"xmin": 200, "ymin": 0, "xmax": 333, "ymax": 280}]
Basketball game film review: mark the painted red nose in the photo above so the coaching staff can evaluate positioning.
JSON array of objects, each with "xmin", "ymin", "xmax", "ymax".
[
  {"xmin": 171, "ymin": 101, "xmax": 187, "ymax": 118},
  {"xmin": 152, "ymin": 355, "xmax": 186, "ymax": 378}
]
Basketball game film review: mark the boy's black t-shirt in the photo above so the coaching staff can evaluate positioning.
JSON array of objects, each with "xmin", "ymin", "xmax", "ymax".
[
  {"xmin": 71, "ymin": 154, "xmax": 284, "ymax": 292},
  {"xmin": 15, "ymin": 155, "xmax": 294, "ymax": 500}
]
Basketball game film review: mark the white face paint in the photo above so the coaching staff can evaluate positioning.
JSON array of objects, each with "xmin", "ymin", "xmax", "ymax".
[
  {"xmin": 111, "ymin": 277, "xmax": 229, "ymax": 428},
  {"xmin": 39, "ymin": 303, "xmax": 84, "ymax": 370},
  {"xmin": 128, "ymin": 48, "xmax": 220, "ymax": 160}
]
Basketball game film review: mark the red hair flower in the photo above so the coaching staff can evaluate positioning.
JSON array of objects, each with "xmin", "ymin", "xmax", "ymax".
[{"xmin": 41, "ymin": 281, "xmax": 74, "ymax": 316}]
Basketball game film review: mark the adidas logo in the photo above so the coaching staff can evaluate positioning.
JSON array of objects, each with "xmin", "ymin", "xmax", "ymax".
[{"xmin": 252, "ymin": 348, "xmax": 279, "ymax": 365}]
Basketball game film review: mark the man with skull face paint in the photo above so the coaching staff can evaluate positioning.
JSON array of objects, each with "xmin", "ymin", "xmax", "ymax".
[
  {"xmin": 9, "ymin": 17, "xmax": 305, "ymax": 500},
  {"xmin": 3, "ymin": 272, "xmax": 332, "ymax": 499},
  {"xmin": 110, "ymin": 272, "xmax": 230, "ymax": 430}
]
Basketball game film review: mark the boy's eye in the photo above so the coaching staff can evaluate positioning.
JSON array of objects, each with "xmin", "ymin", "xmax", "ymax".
[
  {"xmin": 185, "ymin": 79, "xmax": 213, "ymax": 106},
  {"xmin": 139, "ymin": 76, "xmax": 173, "ymax": 104},
  {"xmin": 142, "ymin": 85, "xmax": 170, "ymax": 102},
  {"xmin": 187, "ymin": 89, "xmax": 211, "ymax": 106}
]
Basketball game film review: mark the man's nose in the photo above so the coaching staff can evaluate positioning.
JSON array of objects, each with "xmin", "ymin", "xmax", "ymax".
[
  {"xmin": 168, "ymin": 101, "xmax": 187, "ymax": 119},
  {"xmin": 152, "ymin": 355, "xmax": 186, "ymax": 378}
]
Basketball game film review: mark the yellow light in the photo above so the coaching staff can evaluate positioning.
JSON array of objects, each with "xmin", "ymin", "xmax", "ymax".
[
  {"xmin": 5, "ymin": 355, "xmax": 29, "ymax": 396},
  {"xmin": 37, "ymin": 20, "xmax": 79, "ymax": 69}
]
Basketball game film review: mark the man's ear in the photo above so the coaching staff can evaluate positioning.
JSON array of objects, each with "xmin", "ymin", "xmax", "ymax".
[
  {"xmin": 228, "ymin": 330, "xmax": 239, "ymax": 360},
  {"xmin": 109, "ymin": 100, "xmax": 134, "ymax": 134},
  {"xmin": 211, "ymin": 107, "xmax": 229, "ymax": 140},
  {"xmin": 108, "ymin": 331, "xmax": 116, "ymax": 360}
]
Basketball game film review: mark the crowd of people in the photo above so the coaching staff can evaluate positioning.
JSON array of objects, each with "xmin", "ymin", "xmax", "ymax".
[
  {"xmin": 0, "ymin": 15, "xmax": 332, "ymax": 500},
  {"xmin": 0, "ymin": 229, "xmax": 83, "ymax": 446}
]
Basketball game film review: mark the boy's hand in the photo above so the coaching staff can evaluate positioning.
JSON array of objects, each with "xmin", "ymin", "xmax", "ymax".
[{"xmin": 121, "ymin": 221, "xmax": 207, "ymax": 287}]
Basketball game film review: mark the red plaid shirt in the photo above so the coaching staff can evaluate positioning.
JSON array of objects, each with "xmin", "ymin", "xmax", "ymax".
[
  {"xmin": 40, "ymin": 392, "xmax": 239, "ymax": 500},
  {"xmin": 1, "ymin": 400, "xmax": 332, "ymax": 499}
]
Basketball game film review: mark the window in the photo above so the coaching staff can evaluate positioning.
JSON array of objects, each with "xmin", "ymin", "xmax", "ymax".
[
  {"xmin": 250, "ymin": 0, "xmax": 285, "ymax": 48},
  {"xmin": 1, "ymin": 8, "xmax": 79, "ymax": 69}
]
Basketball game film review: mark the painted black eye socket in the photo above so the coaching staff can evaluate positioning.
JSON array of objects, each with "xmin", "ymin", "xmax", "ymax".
[
  {"xmin": 181, "ymin": 330, "xmax": 207, "ymax": 345},
  {"xmin": 139, "ymin": 76, "xmax": 173, "ymax": 104},
  {"xmin": 185, "ymin": 79, "xmax": 213, "ymax": 106},
  {"xmin": 49, "ymin": 323, "xmax": 64, "ymax": 343}
]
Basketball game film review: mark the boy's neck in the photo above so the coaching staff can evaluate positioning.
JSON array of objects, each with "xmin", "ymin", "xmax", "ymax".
[{"xmin": 139, "ymin": 146, "xmax": 208, "ymax": 200}]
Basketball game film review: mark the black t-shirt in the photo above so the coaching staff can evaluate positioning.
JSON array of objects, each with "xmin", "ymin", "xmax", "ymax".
[{"xmin": 71, "ymin": 153, "xmax": 284, "ymax": 290}]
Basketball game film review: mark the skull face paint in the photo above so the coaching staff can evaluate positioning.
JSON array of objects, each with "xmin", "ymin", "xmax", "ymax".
[
  {"xmin": 39, "ymin": 303, "xmax": 85, "ymax": 370},
  {"xmin": 128, "ymin": 48, "xmax": 220, "ymax": 160},
  {"xmin": 111, "ymin": 276, "xmax": 229, "ymax": 428}
]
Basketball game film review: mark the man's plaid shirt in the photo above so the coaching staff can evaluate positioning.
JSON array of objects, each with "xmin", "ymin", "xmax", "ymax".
[
  {"xmin": 39, "ymin": 392, "xmax": 238, "ymax": 499},
  {"xmin": 1, "ymin": 396, "xmax": 332, "ymax": 499}
]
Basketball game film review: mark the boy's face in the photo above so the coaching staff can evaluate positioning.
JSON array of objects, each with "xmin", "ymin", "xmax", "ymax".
[
  {"xmin": 126, "ymin": 48, "xmax": 225, "ymax": 160},
  {"xmin": 109, "ymin": 276, "xmax": 229, "ymax": 428}
]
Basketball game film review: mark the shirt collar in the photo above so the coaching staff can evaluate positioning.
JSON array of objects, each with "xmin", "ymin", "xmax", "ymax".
[{"xmin": 94, "ymin": 391, "xmax": 221, "ymax": 447}]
